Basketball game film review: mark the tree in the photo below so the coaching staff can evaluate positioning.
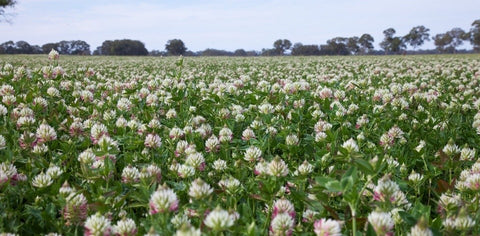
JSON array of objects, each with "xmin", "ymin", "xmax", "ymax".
[
  {"xmin": 403, "ymin": 25, "xmax": 430, "ymax": 49},
  {"xmin": 200, "ymin": 48, "xmax": 233, "ymax": 56},
  {"xmin": 291, "ymin": 43, "xmax": 321, "ymax": 56},
  {"xmin": 433, "ymin": 33, "xmax": 453, "ymax": 53},
  {"xmin": 0, "ymin": 40, "xmax": 42, "ymax": 54},
  {"xmin": 323, "ymin": 37, "xmax": 350, "ymax": 55},
  {"xmin": 433, "ymin": 28, "xmax": 468, "ymax": 53},
  {"xmin": 42, "ymin": 43, "xmax": 58, "ymax": 54},
  {"xmin": 346, "ymin": 37, "xmax": 360, "ymax": 55},
  {"xmin": 0, "ymin": 0, "xmax": 16, "ymax": 22},
  {"xmin": 41, "ymin": 40, "xmax": 91, "ymax": 55},
  {"xmin": 110, "ymin": 39, "xmax": 147, "ymax": 55},
  {"xmin": 165, "ymin": 39, "xmax": 186, "ymax": 56},
  {"xmin": 380, "ymin": 28, "xmax": 405, "ymax": 54},
  {"xmin": 0, "ymin": 40, "xmax": 14, "ymax": 53},
  {"xmin": 68, "ymin": 40, "xmax": 91, "ymax": 55},
  {"xmin": 15, "ymin": 40, "xmax": 32, "ymax": 54},
  {"xmin": 95, "ymin": 40, "xmax": 147, "ymax": 56},
  {"xmin": 273, "ymin": 39, "xmax": 292, "ymax": 55},
  {"xmin": 261, "ymin": 48, "xmax": 279, "ymax": 56},
  {"xmin": 99, "ymin": 40, "xmax": 114, "ymax": 55},
  {"xmin": 233, "ymin": 49, "xmax": 247, "ymax": 57},
  {"xmin": 470, "ymin": 19, "xmax": 480, "ymax": 52},
  {"xmin": 358, "ymin": 34, "xmax": 375, "ymax": 54}
]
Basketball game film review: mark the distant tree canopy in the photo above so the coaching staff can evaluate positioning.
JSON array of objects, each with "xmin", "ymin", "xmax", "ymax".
[
  {"xmin": 94, "ymin": 39, "xmax": 148, "ymax": 56},
  {"xmin": 2, "ymin": 18, "xmax": 480, "ymax": 56},
  {"xmin": 273, "ymin": 39, "xmax": 292, "ymax": 55},
  {"xmin": 42, "ymin": 40, "xmax": 91, "ymax": 55},
  {"xmin": 403, "ymin": 25, "xmax": 430, "ymax": 49},
  {"xmin": 233, "ymin": 49, "xmax": 247, "ymax": 57},
  {"xmin": 0, "ymin": 40, "xmax": 42, "ymax": 54},
  {"xmin": 200, "ymin": 48, "xmax": 233, "ymax": 56},
  {"xmin": 470, "ymin": 19, "xmax": 480, "ymax": 52},
  {"xmin": 291, "ymin": 43, "xmax": 321, "ymax": 56},
  {"xmin": 359, "ymin": 34, "xmax": 375, "ymax": 54},
  {"xmin": 165, "ymin": 39, "xmax": 187, "ymax": 56},
  {"xmin": 433, "ymin": 28, "xmax": 468, "ymax": 53},
  {"xmin": 380, "ymin": 28, "xmax": 406, "ymax": 54}
]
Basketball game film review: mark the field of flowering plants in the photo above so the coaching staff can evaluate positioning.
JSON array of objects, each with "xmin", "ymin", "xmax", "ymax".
[{"xmin": 1, "ymin": 53, "xmax": 480, "ymax": 236}]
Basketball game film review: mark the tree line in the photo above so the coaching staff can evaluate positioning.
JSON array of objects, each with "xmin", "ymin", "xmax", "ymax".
[{"xmin": 1, "ymin": 19, "xmax": 480, "ymax": 56}]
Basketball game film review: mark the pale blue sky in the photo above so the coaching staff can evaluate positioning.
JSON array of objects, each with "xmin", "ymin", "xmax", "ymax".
[{"xmin": 1, "ymin": 0, "xmax": 479, "ymax": 51}]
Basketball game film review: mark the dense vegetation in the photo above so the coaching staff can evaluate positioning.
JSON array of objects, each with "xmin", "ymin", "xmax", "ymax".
[{"xmin": 0, "ymin": 54, "xmax": 479, "ymax": 235}]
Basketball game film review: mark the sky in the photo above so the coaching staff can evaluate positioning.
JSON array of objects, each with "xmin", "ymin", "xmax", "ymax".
[{"xmin": 1, "ymin": 0, "xmax": 479, "ymax": 52}]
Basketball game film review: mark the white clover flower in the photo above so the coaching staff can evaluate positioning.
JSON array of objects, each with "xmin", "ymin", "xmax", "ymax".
[
  {"xmin": 342, "ymin": 138, "xmax": 359, "ymax": 153},
  {"xmin": 205, "ymin": 135, "xmax": 220, "ymax": 152},
  {"xmin": 48, "ymin": 49, "xmax": 59, "ymax": 60},
  {"xmin": 171, "ymin": 213, "xmax": 191, "ymax": 229},
  {"xmin": 121, "ymin": 166, "xmax": 140, "ymax": 183},
  {"xmin": 166, "ymin": 109, "xmax": 177, "ymax": 119},
  {"xmin": 46, "ymin": 165, "xmax": 63, "ymax": 179},
  {"xmin": 218, "ymin": 177, "xmax": 241, "ymax": 194},
  {"xmin": 148, "ymin": 118, "xmax": 161, "ymax": 129},
  {"xmin": 314, "ymin": 218, "xmax": 342, "ymax": 236},
  {"xmin": 270, "ymin": 213, "xmax": 294, "ymax": 236},
  {"xmin": 97, "ymin": 135, "xmax": 118, "ymax": 150},
  {"xmin": 0, "ymin": 104, "xmax": 7, "ymax": 116},
  {"xmin": 219, "ymin": 127, "xmax": 233, "ymax": 143},
  {"xmin": 144, "ymin": 134, "xmax": 162, "ymax": 149},
  {"xmin": 36, "ymin": 123, "xmax": 57, "ymax": 143},
  {"xmin": 442, "ymin": 141, "xmax": 459, "ymax": 156},
  {"xmin": 454, "ymin": 210, "xmax": 475, "ymax": 230},
  {"xmin": 314, "ymin": 120, "xmax": 332, "ymax": 133},
  {"xmin": 188, "ymin": 178, "xmax": 213, "ymax": 200},
  {"xmin": 177, "ymin": 164, "xmax": 195, "ymax": 178},
  {"xmin": 47, "ymin": 87, "xmax": 60, "ymax": 97},
  {"xmin": 2, "ymin": 95, "xmax": 16, "ymax": 105},
  {"xmin": 212, "ymin": 159, "xmax": 227, "ymax": 171},
  {"xmin": 241, "ymin": 128, "xmax": 256, "ymax": 141},
  {"xmin": 415, "ymin": 140, "xmax": 426, "ymax": 152},
  {"xmin": 84, "ymin": 213, "xmax": 112, "ymax": 236},
  {"xmin": 174, "ymin": 225, "xmax": 201, "ymax": 236},
  {"xmin": 32, "ymin": 172, "xmax": 53, "ymax": 188},
  {"xmin": 368, "ymin": 211, "xmax": 394, "ymax": 236},
  {"xmin": 460, "ymin": 146, "xmax": 475, "ymax": 161},
  {"xmin": 408, "ymin": 222, "xmax": 433, "ymax": 236},
  {"xmin": 113, "ymin": 218, "xmax": 137, "ymax": 236},
  {"xmin": 244, "ymin": 146, "xmax": 262, "ymax": 162},
  {"xmin": 169, "ymin": 127, "xmax": 185, "ymax": 140},
  {"xmin": 285, "ymin": 134, "xmax": 299, "ymax": 146},
  {"xmin": 296, "ymin": 160, "xmax": 314, "ymax": 176},
  {"xmin": 254, "ymin": 161, "xmax": 268, "ymax": 176},
  {"xmin": 408, "ymin": 171, "xmax": 424, "ymax": 184},
  {"xmin": 185, "ymin": 152, "xmax": 205, "ymax": 170},
  {"xmin": 90, "ymin": 123, "xmax": 108, "ymax": 141},
  {"xmin": 116, "ymin": 98, "xmax": 132, "ymax": 111},
  {"xmin": 267, "ymin": 157, "xmax": 289, "ymax": 177},
  {"xmin": 78, "ymin": 149, "xmax": 96, "ymax": 164},
  {"xmin": 315, "ymin": 132, "xmax": 327, "ymax": 142},
  {"xmin": 259, "ymin": 103, "xmax": 274, "ymax": 114},
  {"xmin": 204, "ymin": 207, "xmax": 235, "ymax": 232},
  {"xmin": 0, "ymin": 135, "xmax": 5, "ymax": 149},
  {"xmin": 149, "ymin": 185, "xmax": 179, "ymax": 214},
  {"xmin": 266, "ymin": 126, "xmax": 278, "ymax": 136},
  {"xmin": 250, "ymin": 120, "xmax": 263, "ymax": 129}
]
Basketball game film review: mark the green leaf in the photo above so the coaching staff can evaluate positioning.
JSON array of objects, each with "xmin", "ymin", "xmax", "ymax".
[
  {"xmin": 353, "ymin": 158, "xmax": 374, "ymax": 174},
  {"xmin": 366, "ymin": 223, "xmax": 377, "ymax": 236},
  {"xmin": 325, "ymin": 180, "xmax": 342, "ymax": 192},
  {"xmin": 398, "ymin": 211, "xmax": 417, "ymax": 226}
]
